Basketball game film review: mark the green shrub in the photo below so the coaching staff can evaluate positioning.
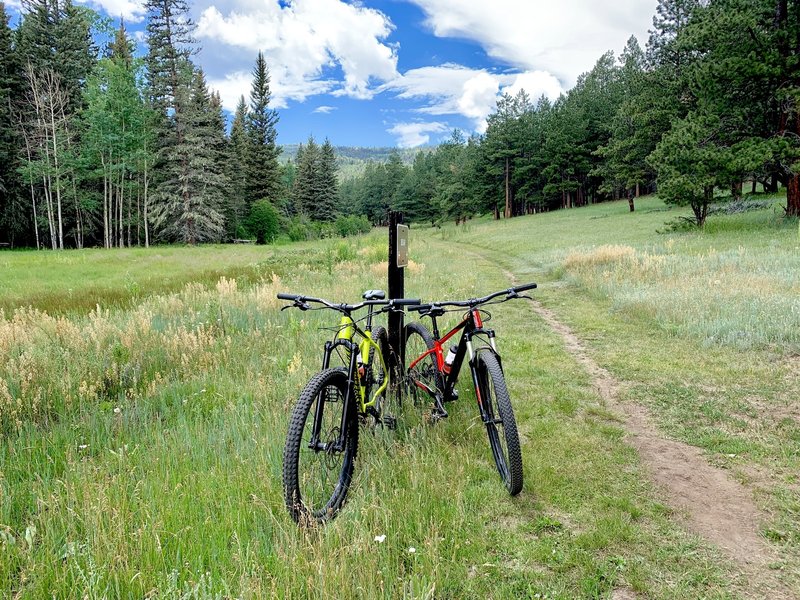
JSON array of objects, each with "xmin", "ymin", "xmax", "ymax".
[
  {"xmin": 334, "ymin": 215, "xmax": 371, "ymax": 237},
  {"xmin": 247, "ymin": 200, "xmax": 281, "ymax": 244},
  {"xmin": 311, "ymin": 221, "xmax": 337, "ymax": 239},
  {"xmin": 287, "ymin": 219, "xmax": 310, "ymax": 242}
]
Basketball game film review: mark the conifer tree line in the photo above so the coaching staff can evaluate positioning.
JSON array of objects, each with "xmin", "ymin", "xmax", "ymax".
[
  {"xmin": 0, "ymin": 0, "xmax": 341, "ymax": 248},
  {"xmin": 342, "ymin": 0, "xmax": 800, "ymax": 227}
]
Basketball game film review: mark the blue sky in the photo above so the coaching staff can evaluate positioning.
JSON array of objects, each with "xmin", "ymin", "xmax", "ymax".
[{"xmin": 11, "ymin": 0, "xmax": 658, "ymax": 147}]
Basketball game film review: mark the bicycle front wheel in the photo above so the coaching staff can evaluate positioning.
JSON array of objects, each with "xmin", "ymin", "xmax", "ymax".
[
  {"xmin": 283, "ymin": 368, "xmax": 359, "ymax": 524},
  {"xmin": 474, "ymin": 350, "xmax": 523, "ymax": 495}
]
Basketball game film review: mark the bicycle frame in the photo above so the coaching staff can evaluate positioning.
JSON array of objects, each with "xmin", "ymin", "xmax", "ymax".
[
  {"xmin": 311, "ymin": 307, "xmax": 389, "ymax": 453},
  {"xmin": 324, "ymin": 314, "xmax": 389, "ymax": 412},
  {"xmin": 408, "ymin": 308, "xmax": 499, "ymax": 408}
]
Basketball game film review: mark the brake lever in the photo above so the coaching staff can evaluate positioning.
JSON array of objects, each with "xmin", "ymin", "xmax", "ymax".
[
  {"xmin": 281, "ymin": 301, "xmax": 311, "ymax": 312},
  {"xmin": 380, "ymin": 304, "xmax": 405, "ymax": 314}
]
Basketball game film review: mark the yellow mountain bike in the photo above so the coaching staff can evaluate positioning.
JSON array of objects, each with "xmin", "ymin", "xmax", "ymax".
[{"xmin": 278, "ymin": 290, "xmax": 420, "ymax": 524}]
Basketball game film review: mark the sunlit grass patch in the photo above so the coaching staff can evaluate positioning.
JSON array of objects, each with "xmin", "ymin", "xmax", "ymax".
[{"xmin": 561, "ymin": 241, "xmax": 800, "ymax": 352}]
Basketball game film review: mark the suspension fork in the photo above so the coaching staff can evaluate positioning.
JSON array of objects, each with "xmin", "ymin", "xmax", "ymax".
[
  {"xmin": 311, "ymin": 338, "xmax": 358, "ymax": 452},
  {"xmin": 465, "ymin": 319, "xmax": 500, "ymax": 423}
]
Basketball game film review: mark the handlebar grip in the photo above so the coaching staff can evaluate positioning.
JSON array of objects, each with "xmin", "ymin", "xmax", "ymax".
[
  {"xmin": 392, "ymin": 298, "xmax": 421, "ymax": 306},
  {"xmin": 512, "ymin": 282, "xmax": 537, "ymax": 293},
  {"xmin": 277, "ymin": 293, "xmax": 300, "ymax": 301},
  {"xmin": 408, "ymin": 304, "xmax": 431, "ymax": 312}
]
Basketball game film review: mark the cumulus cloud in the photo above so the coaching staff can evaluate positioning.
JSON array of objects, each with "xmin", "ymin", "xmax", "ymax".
[
  {"xmin": 76, "ymin": 0, "xmax": 145, "ymax": 22},
  {"xmin": 387, "ymin": 121, "xmax": 449, "ymax": 148},
  {"xmin": 501, "ymin": 71, "xmax": 563, "ymax": 102},
  {"xmin": 207, "ymin": 69, "xmax": 335, "ymax": 112},
  {"xmin": 383, "ymin": 64, "xmax": 563, "ymax": 132},
  {"xmin": 408, "ymin": 0, "xmax": 656, "ymax": 86},
  {"xmin": 197, "ymin": 0, "xmax": 398, "ymax": 108}
]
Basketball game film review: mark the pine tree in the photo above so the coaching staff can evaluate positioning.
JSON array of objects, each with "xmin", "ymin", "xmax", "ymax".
[
  {"xmin": 151, "ymin": 69, "xmax": 226, "ymax": 243},
  {"xmin": 246, "ymin": 51, "xmax": 281, "ymax": 207},
  {"xmin": 145, "ymin": 0, "xmax": 202, "ymax": 242},
  {"xmin": 109, "ymin": 19, "xmax": 133, "ymax": 66},
  {"xmin": 17, "ymin": 0, "xmax": 95, "ymax": 112},
  {"xmin": 316, "ymin": 138, "xmax": 338, "ymax": 221},
  {"xmin": 649, "ymin": 112, "xmax": 730, "ymax": 226},
  {"xmin": 599, "ymin": 36, "xmax": 651, "ymax": 204},
  {"xmin": 292, "ymin": 136, "xmax": 320, "ymax": 217},
  {"xmin": 0, "ymin": 2, "xmax": 23, "ymax": 245},
  {"xmin": 224, "ymin": 95, "xmax": 248, "ymax": 237},
  {"xmin": 482, "ymin": 91, "xmax": 530, "ymax": 218},
  {"xmin": 144, "ymin": 0, "xmax": 195, "ymax": 117}
]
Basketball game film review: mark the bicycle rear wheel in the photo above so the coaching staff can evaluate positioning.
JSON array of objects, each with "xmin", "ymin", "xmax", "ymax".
[
  {"xmin": 283, "ymin": 368, "xmax": 359, "ymax": 524},
  {"xmin": 404, "ymin": 321, "xmax": 443, "ymax": 406},
  {"xmin": 474, "ymin": 350, "xmax": 523, "ymax": 495}
]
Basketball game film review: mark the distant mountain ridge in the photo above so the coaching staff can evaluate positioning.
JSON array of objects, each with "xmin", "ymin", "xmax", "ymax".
[{"xmin": 279, "ymin": 144, "xmax": 422, "ymax": 179}]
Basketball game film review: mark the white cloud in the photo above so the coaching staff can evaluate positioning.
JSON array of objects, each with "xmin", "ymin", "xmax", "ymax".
[
  {"xmin": 197, "ymin": 0, "xmax": 398, "ymax": 108},
  {"xmin": 207, "ymin": 69, "xmax": 335, "ymax": 111},
  {"xmin": 313, "ymin": 105, "xmax": 337, "ymax": 114},
  {"xmin": 76, "ymin": 0, "xmax": 145, "ymax": 22},
  {"xmin": 383, "ymin": 64, "xmax": 563, "ymax": 132},
  {"xmin": 408, "ymin": 0, "xmax": 657, "ymax": 86},
  {"xmin": 387, "ymin": 121, "xmax": 449, "ymax": 148},
  {"xmin": 206, "ymin": 71, "xmax": 251, "ymax": 113},
  {"xmin": 501, "ymin": 71, "xmax": 563, "ymax": 103}
]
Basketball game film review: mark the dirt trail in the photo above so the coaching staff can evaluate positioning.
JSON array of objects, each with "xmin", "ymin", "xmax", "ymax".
[{"xmin": 499, "ymin": 270, "xmax": 792, "ymax": 598}]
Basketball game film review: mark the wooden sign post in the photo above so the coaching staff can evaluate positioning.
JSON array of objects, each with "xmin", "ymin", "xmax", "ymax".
[{"xmin": 387, "ymin": 211, "xmax": 406, "ymax": 374}]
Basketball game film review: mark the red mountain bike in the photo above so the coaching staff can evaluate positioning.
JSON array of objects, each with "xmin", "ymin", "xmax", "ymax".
[{"xmin": 404, "ymin": 283, "xmax": 537, "ymax": 495}]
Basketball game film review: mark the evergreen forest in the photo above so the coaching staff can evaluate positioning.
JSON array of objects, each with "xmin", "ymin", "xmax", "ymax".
[{"xmin": 1, "ymin": 0, "xmax": 799, "ymax": 249}]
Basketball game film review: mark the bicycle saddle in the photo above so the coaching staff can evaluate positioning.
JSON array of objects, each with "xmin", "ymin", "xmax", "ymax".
[{"xmin": 362, "ymin": 290, "xmax": 386, "ymax": 300}]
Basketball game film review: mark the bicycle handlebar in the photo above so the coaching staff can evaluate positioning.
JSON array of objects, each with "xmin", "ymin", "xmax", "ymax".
[
  {"xmin": 277, "ymin": 293, "xmax": 421, "ymax": 313},
  {"xmin": 408, "ymin": 282, "xmax": 537, "ymax": 313}
]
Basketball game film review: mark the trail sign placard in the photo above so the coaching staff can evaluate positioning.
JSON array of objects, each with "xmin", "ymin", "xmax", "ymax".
[{"xmin": 397, "ymin": 224, "xmax": 409, "ymax": 268}]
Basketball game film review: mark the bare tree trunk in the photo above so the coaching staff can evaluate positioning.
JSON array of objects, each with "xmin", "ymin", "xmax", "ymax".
[
  {"xmin": 504, "ymin": 157, "xmax": 511, "ymax": 218},
  {"xmin": 731, "ymin": 181, "xmax": 743, "ymax": 201},
  {"xmin": 43, "ymin": 174, "xmax": 55, "ymax": 249},
  {"xmin": 47, "ymin": 88, "xmax": 63, "ymax": 250},
  {"xmin": 788, "ymin": 174, "xmax": 800, "ymax": 216},
  {"xmin": 102, "ymin": 158, "xmax": 109, "ymax": 248},
  {"xmin": 136, "ymin": 182, "xmax": 141, "ymax": 246},
  {"xmin": 636, "ymin": 182, "xmax": 640, "ymax": 198},
  {"xmin": 143, "ymin": 152, "xmax": 150, "ymax": 248},
  {"xmin": 20, "ymin": 130, "xmax": 41, "ymax": 250},
  {"xmin": 127, "ymin": 175, "xmax": 132, "ymax": 247},
  {"xmin": 118, "ymin": 172, "xmax": 124, "ymax": 248}
]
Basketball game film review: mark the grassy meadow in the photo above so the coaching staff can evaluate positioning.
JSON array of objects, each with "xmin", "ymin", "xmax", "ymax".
[{"xmin": 1, "ymin": 195, "xmax": 798, "ymax": 598}]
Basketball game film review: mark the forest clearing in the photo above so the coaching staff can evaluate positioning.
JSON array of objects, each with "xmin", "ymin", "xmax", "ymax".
[{"xmin": 1, "ymin": 195, "xmax": 798, "ymax": 598}]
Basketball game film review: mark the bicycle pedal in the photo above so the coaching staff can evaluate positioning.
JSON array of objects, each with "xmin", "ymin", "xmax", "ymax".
[
  {"xmin": 431, "ymin": 407, "xmax": 448, "ymax": 420},
  {"xmin": 382, "ymin": 415, "xmax": 397, "ymax": 430},
  {"xmin": 445, "ymin": 390, "xmax": 459, "ymax": 402}
]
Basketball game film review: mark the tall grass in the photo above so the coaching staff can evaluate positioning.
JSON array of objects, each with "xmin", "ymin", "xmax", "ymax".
[
  {"xmin": 0, "ymin": 230, "xmax": 740, "ymax": 597},
  {"xmin": 561, "ymin": 242, "xmax": 800, "ymax": 351}
]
